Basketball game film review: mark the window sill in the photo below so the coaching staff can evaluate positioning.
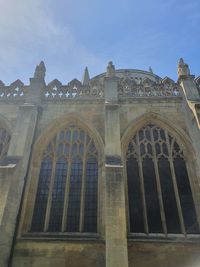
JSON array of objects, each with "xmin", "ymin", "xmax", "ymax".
[
  {"xmin": 128, "ymin": 233, "xmax": 200, "ymax": 243},
  {"xmin": 19, "ymin": 232, "xmax": 104, "ymax": 243}
]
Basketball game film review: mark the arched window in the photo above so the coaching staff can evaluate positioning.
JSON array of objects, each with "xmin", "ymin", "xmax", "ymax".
[
  {"xmin": 31, "ymin": 124, "xmax": 98, "ymax": 233},
  {"xmin": 0, "ymin": 127, "xmax": 10, "ymax": 159},
  {"xmin": 126, "ymin": 124, "xmax": 199, "ymax": 236}
]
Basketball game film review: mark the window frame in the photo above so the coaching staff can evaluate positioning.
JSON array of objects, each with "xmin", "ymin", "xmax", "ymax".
[
  {"xmin": 123, "ymin": 122, "xmax": 200, "ymax": 240},
  {"xmin": 20, "ymin": 121, "xmax": 104, "ymax": 239}
]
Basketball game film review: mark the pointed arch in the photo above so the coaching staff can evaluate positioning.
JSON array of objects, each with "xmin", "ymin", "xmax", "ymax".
[
  {"xmin": 32, "ymin": 112, "xmax": 104, "ymax": 163},
  {"xmin": 122, "ymin": 112, "xmax": 200, "ymax": 237},
  {"xmin": 21, "ymin": 113, "xmax": 104, "ymax": 235},
  {"xmin": 121, "ymin": 112, "xmax": 195, "ymax": 161}
]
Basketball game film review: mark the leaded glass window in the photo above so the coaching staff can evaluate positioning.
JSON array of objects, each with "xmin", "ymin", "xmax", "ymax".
[
  {"xmin": 0, "ymin": 128, "xmax": 10, "ymax": 159},
  {"xmin": 126, "ymin": 124, "xmax": 199, "ymax": 236},
  {"xmin": 31, "ymin": 124, "xmax": 98, "ymax": 233}
]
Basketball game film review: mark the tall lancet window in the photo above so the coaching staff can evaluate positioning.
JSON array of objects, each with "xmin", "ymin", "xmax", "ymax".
[
  {"xmin": 0, "ymin": 128, "xmax": 10, "ymax": 159},
  {"xmin": 31, "ymin": 124, "xmax": 98, "ymax": 233},
  {"xmin": 126, "ymin": 124, "xmax": 199, "ymax": 236}
]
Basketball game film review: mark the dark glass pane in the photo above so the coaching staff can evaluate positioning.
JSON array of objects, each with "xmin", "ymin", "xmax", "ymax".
[
  {"xmin": 158, "ymin": 159, "xmax": 181, "ymax": 233},
  {"xmin": 127, "ymin": 156, "xmax": 144, "ymax": 233},
  {"xmin": 31, "ymin": 158, "xmax": 52, "ymax": 232},
  {"xmin": 65, "ymin": 130, "xmax": 71, "ymax": 141},
  {"xmin": 84, "ymin": 157, "xmax": 98, "ymax": 232},
  {"xmin": 128, "ymin": 143, "xmax": 134, "ymax": 154},
  {"xmin": 145, "ymin": 129, "xmax": 151, "ymax": 140},
  {"xmin": 139, "ymin": 130, "xmax": 144, "ymax": 141},
  {"xmin": 174, "ymin": 158, "xmax": 200, "ymax": 233},
  {"xmin": 160, "ymin": 129, "xmax": 166, "ymax": 140},
  {"xmin": 64, "ymin": 144, "xmax": 69, "ymax": 156},
  {"xmin": 80, "ymin": 130, "xmax": 85, "ymax": 141},
  {"xmin": 72, "ymin": 143, "xmax": 78, "ymax": 156},
  {"xmin": 48, "ymin": 158, "xmax": 67, "ymax": 232},
  {"xmin": 147, "ymin": 143, "xmax": 152, "ymax": 155},
  {"xmin": 59, "ymin": 131, "xmax": 65, "ymax": 141},
  {"xmin": 153, "ymin": 129, "xmax": 158, "ymax": 141},
  {"xmin": 143, "ymin": 159, "xmax": 163, "ymax": 233},
  {"xmin": 155, "ymin": 143, "xmax": 161, "ymax": 155},
  {"xmin": 140, "ymin": 143, "xmax": 145, "ymax": 156},
  {"xmin": 72, "ymin": 130, "xmax": 79, "ymax": 141},
  {"xmin": 79, "ymin": 143, "xmax": 84, "ymax": 155},
  {"xmin": 162, "ymin": 143, "xmax": 168, "ymax": 156},
  {"xmin": 57, "ymin": 143, "xmax": 63, "ymax": 155},
  {"xmin": 66, "ymin": 158, "xmax": 82, "ymax": 232}
]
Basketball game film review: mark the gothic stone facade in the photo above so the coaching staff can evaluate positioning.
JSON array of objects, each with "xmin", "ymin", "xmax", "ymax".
[{"xmin": 0, "ymin": 60, "xmax": 200, "ymax": 267}]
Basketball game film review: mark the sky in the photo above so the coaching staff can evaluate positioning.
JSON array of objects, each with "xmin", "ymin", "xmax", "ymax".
[{"xmin": 0, "ymin": 0, "xmax": 200, "ymax": 85}]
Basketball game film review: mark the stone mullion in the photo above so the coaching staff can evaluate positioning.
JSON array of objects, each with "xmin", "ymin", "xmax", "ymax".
[
  {"xmin": 165, "ymin": 130, "xmax": 186, "ymax": 235},
  {"xmin": 79, "ymin": 133, "xmax": 87, "ymax": 232},
  {"xmin": 150, "ymin": 128, "xmax": 167, "ymax": 235},
  {"xmin": 136, "ymin": 132, "xmax": 149, "ymax": 234},
  {"xmin": 61, "ymin": 129, "xmax": 73, "ymax": 232},
  {"xmin": 43, "ymin": 135, "xmax": 59, "ymax": 232}
]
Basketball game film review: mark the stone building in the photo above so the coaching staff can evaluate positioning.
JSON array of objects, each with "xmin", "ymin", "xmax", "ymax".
[{"xmin": 0, "ymin": 59, "xmax": 200, "ymax": 267}]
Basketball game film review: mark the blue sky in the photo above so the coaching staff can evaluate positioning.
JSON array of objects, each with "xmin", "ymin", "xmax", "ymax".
[{"xmin": 0, "ymin": 0, "xmax": 199, "ymax": 84}]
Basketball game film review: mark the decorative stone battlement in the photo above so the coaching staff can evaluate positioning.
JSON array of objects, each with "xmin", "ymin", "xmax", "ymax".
[
  {"xmin": 44, "ymin": 78, "xmax": 104, "ymax": 100},
  {"xmin": 0, "ymin": 78, "xmax": 181, "ymax": 103},
  {"xmin": 118, "ymin": 76, "xmax": 181, "ymax": 98},
  {"xmin": 0, "ymin": 79, "xmax": 27, "ymax": 101},
  {"xmin": 0, "ymin": 60, "xmax": 199, "ymax": 103}
]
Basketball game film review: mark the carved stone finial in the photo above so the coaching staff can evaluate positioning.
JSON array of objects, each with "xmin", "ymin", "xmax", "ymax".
[
  {"xmin": 106, "ymin": 61, "xmax": 115, "ymax": 78},
  {"xmin": 34, "ymin": 61, "xmax": 46, "ymax": 80},
  {"xmin": 149, "ymin": 66, "xmax": 153, "ymax": 73},
  {"xmin": 178, "ymin": 58, "xmax": 190, "ymax": 78},
  {"xmin": 82, "ymin": 67, "xmax": 90, "ymax": 85}
]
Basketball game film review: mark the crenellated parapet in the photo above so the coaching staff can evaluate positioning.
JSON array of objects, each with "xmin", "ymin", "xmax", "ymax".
[
  {"xmin": 42, "ymin": 66, "xmax": 183, "ymax": 102},
  {"xmin": 118, "ymin": 76, "xmax": 181, "ymax": 98},
  {"xmin": 0, "ymin": 79, "xmax": 27, "ymax": 101},
  {"xmin": 1, "ymin": 60, "xmax": 197, "ymax": 104},
  {"xmin": 44, "ymin": 77, "xmax": 104, "ymax": 100}
]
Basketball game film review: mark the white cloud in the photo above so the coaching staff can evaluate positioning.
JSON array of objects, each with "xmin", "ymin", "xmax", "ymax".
[{"xmin": 0, "ymin": 0, "xmax": 103, "ymax": 83}]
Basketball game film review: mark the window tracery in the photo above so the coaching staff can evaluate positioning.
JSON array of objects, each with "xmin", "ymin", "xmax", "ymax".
[
  {"xmin": 126, "ymin": 124, "xmax": 199, "ymax": 236},
  {"xmin": 31, "ymin": 124, "xmax": 98, "ymax": 234}
]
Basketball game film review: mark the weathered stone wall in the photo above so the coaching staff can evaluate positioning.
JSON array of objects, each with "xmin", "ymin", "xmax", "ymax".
[
  {"xmin": 36, "ymin": 102, "xmax": 105, "ymax": 141},
  {"xmin": 128, "ymin": 242, "xmax": 200, "ymax": 267},
  {"xmin": 8, "ymin": 100, "xmax": 200, "ymax": 267},
  {"xmin": 12, "ymin": 241, "xmax": 105, "ymax": 267},
  {"xmin": 0, "ymin": 61, "xmax": 200, "ymax": 267}
]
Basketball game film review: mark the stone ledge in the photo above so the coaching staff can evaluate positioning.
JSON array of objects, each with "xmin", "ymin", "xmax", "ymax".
[
  {"xmin": 18, "ymin": 234, "xmax": 105, "ymax": 243},
  {"xmin": 0, "ymin": 156, "xmax": 21, "ymax": 169},
  {"xmin": 105, "ymin": 155, "xmax": 122, "ymax": 166}
]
